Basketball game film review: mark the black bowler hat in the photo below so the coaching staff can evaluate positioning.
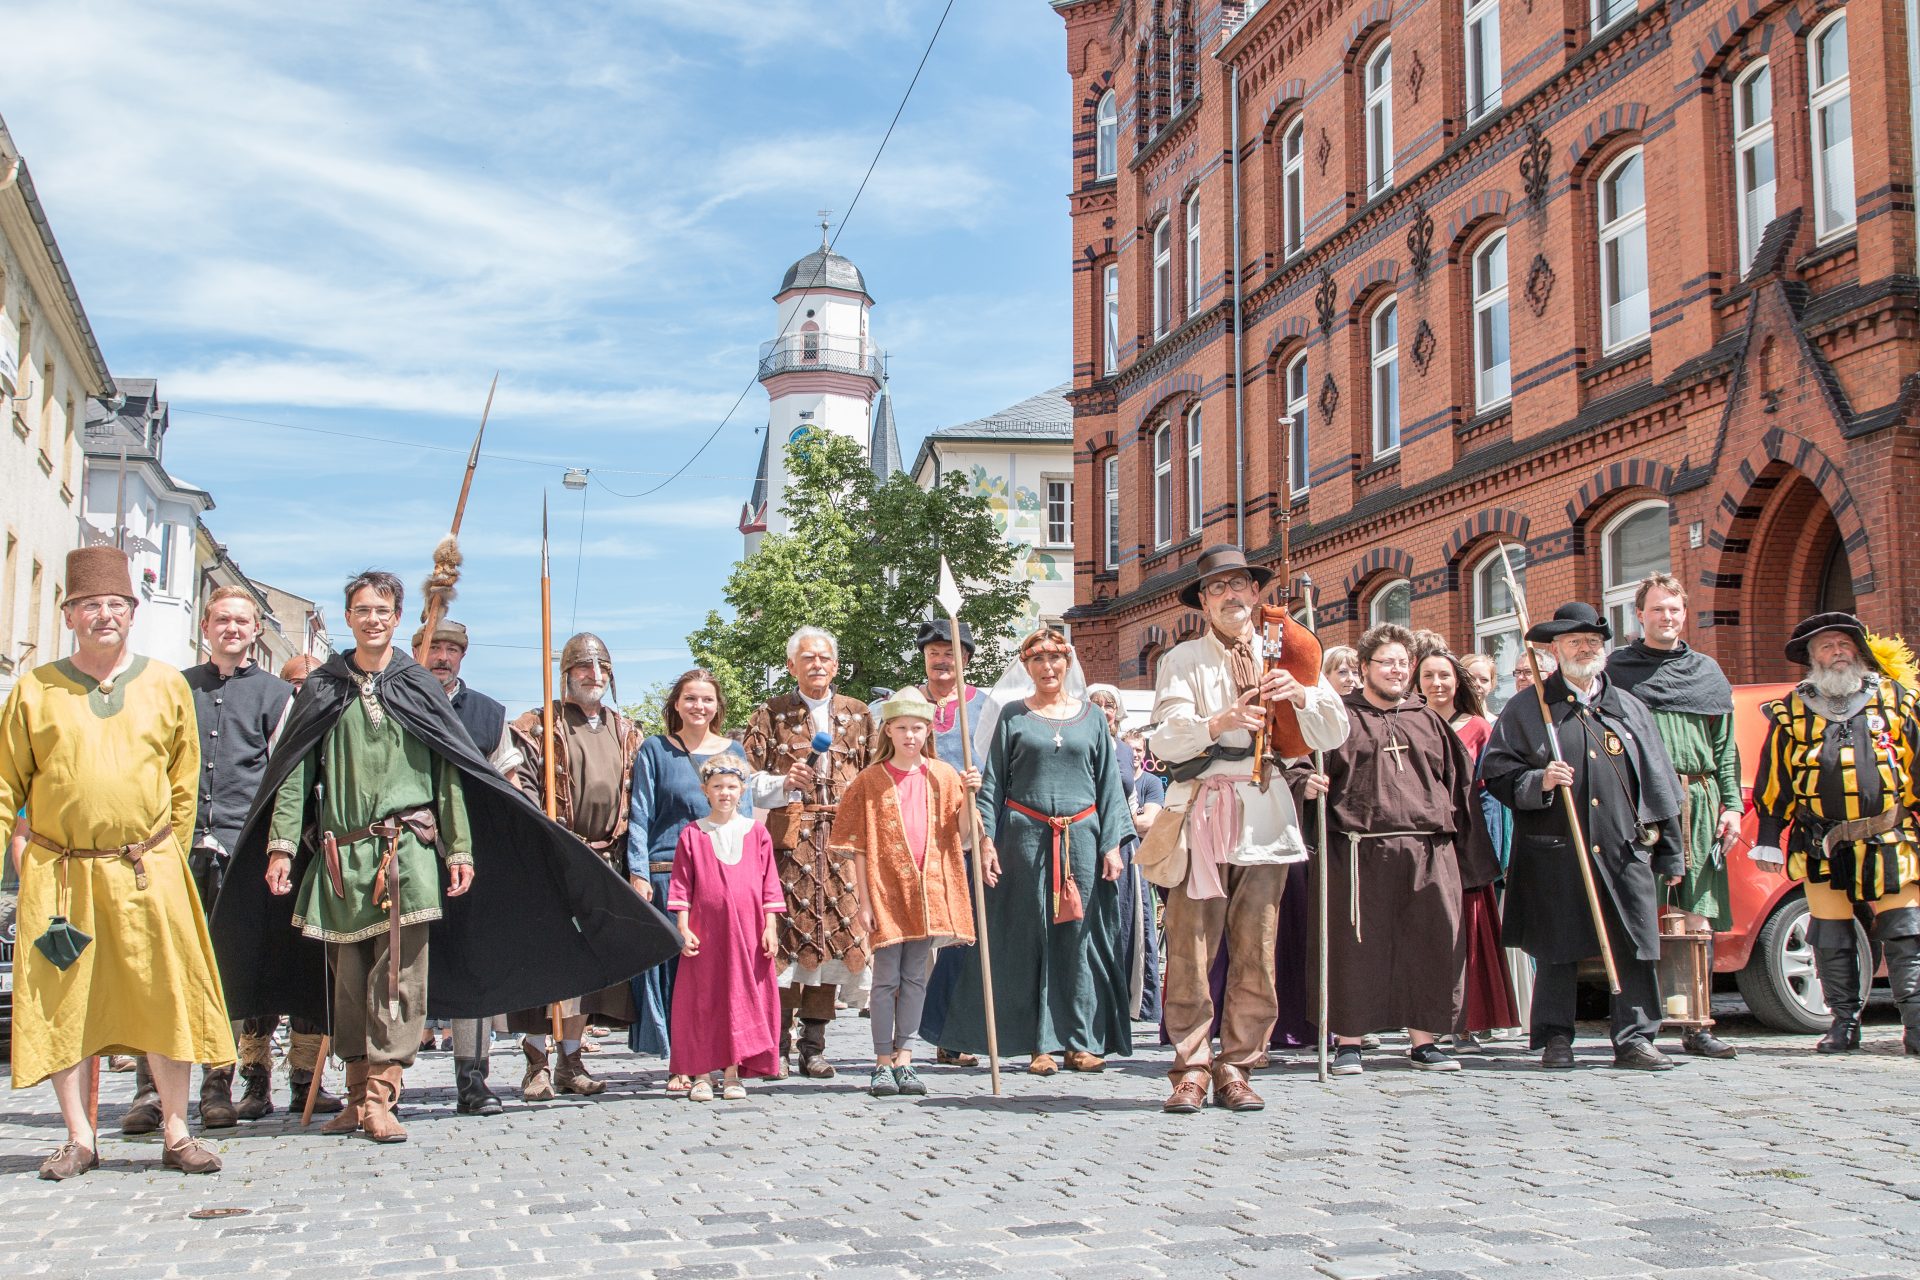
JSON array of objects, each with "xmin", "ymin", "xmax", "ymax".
[
  {"xmin": 915, "ymin": 618, "xmax": 975, "ymax": 657},
  {"xmin": 1177, "ymin": 544, "xmax": 1275, "ymax": 609},
  {"xmin": 1784, "ymin": 611, "xmax": 1874, "ymax": 669},
  {"xmin": 1524, "ymin": 601, "xmax": 1613, "ymax": 643}
]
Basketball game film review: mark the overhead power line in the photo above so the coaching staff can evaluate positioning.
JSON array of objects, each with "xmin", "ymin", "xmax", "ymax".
[{"xmin": 589, "ymin": 0, "xmax": 960, "ymax": 501}]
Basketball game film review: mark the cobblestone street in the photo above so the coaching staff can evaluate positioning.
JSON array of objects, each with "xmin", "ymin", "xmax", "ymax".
[{"xmin": 3, "ymin": 1005, "xmax": 1917, "ymax": 1279}]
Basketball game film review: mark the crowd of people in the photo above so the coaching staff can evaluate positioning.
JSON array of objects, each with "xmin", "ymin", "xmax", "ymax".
[{"xmin": 3, "ymin": 541, "xmax": 1916, "ymax": 1182}]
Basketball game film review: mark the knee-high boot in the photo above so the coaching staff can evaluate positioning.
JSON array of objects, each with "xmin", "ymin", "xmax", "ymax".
[
  {"xmin": 1874, "ymin": 907, "xmax": 1920, "ymax": 1056},
  {"xmin": 1813, "ymin": 945, "xmax": 1863, "ymax": 1054}
]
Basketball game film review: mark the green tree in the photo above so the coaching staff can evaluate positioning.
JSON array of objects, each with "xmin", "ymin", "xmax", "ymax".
[{"xmin": 690, "ymin": 432, "xmax": 1029, "ymax": 708}]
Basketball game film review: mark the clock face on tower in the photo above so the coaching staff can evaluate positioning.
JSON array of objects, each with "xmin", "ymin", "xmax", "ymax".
[{"xmin": 787, "ymin": 424, "xmax": 815, "ymax": 445}]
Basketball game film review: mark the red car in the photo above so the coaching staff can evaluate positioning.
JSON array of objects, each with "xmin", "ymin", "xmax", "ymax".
[{"xmin": 1715, "ymin": 682, "xmax": 1887, "ymax": 1032}]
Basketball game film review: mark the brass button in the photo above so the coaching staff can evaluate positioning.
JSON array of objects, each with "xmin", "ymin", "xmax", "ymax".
[{"xmin": 1592, "ymin": 798, "xmax": 1600, "ymax": 807}]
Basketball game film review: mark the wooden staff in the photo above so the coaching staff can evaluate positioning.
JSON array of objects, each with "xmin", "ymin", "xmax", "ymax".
[
  {"xmin": 1495, "ymin": 543, "xmax": 1621, "ymax": 994},
  {"xmin": 541, "ymin": 497, "xmax": 565, "ymax": 1049},
  {"xmin": 1301, "ymin": 574, "xmax": 1331, "ymax": 1084},
  {"xmin": 937, "ymin": 558, "xmax": 1001, "ymax": 1096},
  {"xmin": 413, "ymin": 372, "xmax": 497, "ymax": 664},
  {"xmin": 86, "ymin": 1057, "xmax": 100, "ymax": 1135}
]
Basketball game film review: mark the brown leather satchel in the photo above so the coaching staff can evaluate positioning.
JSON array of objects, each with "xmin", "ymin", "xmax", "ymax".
[{"xmin": 1133, "ymin": 804, "xmax": 1190, "ymax": 890}]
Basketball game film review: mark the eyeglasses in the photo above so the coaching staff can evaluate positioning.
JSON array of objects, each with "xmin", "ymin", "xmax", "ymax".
[
  {"xmin": 1203, "ymin": 574, "xmax": 1255, "ymax": 596},
  {"xmin": 1367, "ymin": 657, "xmax": 1411, "ymax": 670},
  {"xmin": 71, "ymin": 597, "xmax": 133, "ymax": 619},
  {"xmin": 347, "ymin": 606, "xmax": 396, "ymax": 622}
]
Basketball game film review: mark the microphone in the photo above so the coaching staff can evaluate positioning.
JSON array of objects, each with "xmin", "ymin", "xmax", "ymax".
[{"xmin": 810, "ymin": 730, "xmax": 834, "ymax": 778}]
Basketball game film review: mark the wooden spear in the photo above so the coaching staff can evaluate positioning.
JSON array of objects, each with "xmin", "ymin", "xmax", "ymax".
[
  {"xmin": 936, "ymin": 558, "xmax": 1001, "ymax": 1096},
  {"xmin": 1494, "ymin": 542, "xmax": 1621, "ymax": 994},
  {"xmin": 413, "ymin": 372, "xmax": 498, "ymax": 663},
  {"xmin": 541, "ymin": 497, "xmax": 565, "ymax": 1051},
  {"xmin": 1301, "ymin": 574, "xmax": 1331, "ymax": 1085}
]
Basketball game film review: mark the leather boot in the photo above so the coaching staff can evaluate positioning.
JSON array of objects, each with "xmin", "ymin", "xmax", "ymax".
[
  {"xmin": 121, "ymin": 1057, "xmax": 162, "ymax": 1135},
  {"xmin": 288, "ymin": 1067, "xmax": 344, "ymax": 1116},
  {"xmin": 320, "ymin": 1061, "xmax": 367, "ymax": 1135},
  {"xmin": 360, "ymin": 1063, "xmax": 408, "ymax": 1143},
  {"xmin": 521, "ymin": 1040, "xmax": 556, "ymax": 1101},
  {"xmin": 555, "ymin": 1048, "xmax": 607, "ymax": 1096},
  {"xmin": 234, "ymin": 1066, "xmax": 275, "ymax": 1121},
  {"xmin": 797, "ymin": 1018, "xmax": 836, "ymax": 1079},
  {"xmin": 1880, "ymin": 932, "xmax": 1920, "ymax": 1056},
  {"xmin": 1813, "ymin": 945, "xmax": 1863, "ymax": 1054},
  {"xmin": 456, "ymin": 1058, "xmax": 505, "ymax": 1115},
  {"xmin": 199, "ymin": 1065, "xmax": 238, "ymax": 1129}
]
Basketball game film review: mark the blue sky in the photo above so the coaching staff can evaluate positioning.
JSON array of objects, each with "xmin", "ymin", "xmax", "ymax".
[{"xmin": 4, "ymin": 0, "xmax": 1070, "ymax": 711}]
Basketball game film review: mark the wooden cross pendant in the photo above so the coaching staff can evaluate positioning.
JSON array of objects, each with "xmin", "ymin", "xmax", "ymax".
[{"xmin": 1381, "ymin": 732, "xmax": 1410, "ymax": 772}]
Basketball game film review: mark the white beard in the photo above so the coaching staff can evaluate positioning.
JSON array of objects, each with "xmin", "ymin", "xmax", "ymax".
[
  {"xmin": 1560, "ymin": 653, "xmax": 1605, "ymax": 684},
  {"xmin": 1806, "ymin": 662, "xmax": 1866, "ymax": 700}
]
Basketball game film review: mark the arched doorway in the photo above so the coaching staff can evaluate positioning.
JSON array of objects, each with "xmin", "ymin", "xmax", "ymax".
[{"xmin": 1742, "ymin": 469, "xmax": 1852, "ymax": 681}]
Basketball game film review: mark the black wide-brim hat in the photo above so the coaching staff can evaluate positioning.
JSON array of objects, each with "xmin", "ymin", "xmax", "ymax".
[
  {"xmin": 1178, "ymin": 544, "xmax": 1275, "ymax": 608},
  {"xmin": 1524, "ymin": 601, "xmax": 1613, "ymax": 643},
  {"xmin": 1784, "ymin": 611, "xmax": 1876, "ymax": 669},
  {"xmin": 914, "ymin": 617, "xmax": 975, "ymax": 657}
]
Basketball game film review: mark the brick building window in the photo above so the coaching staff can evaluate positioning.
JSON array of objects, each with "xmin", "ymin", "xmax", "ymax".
[
  {"xmin": 1734, "ymin": 61, "xmax": 1777, "ymax": 272},
  {"xmin": 1598, "ymin": 148, "xmax": 1650, "ymax": 351},
  {"xmin": 1601, "ymin": 500, "xmax": 1671, "ymax": 642},
  {"xmin": 1185, "ymin": 404, "xmax": 1204, "ymax": 534},
  {"xmin": 1369, "ymin": 578, "xmax": 1412, "ymax": 628},
  {"xmin": 1153, "ymin": 220, "xmax": 1173, "ymax": 338},
  {"xmin": 1370, "ymin": 299, "xmax": 1401, "ymax": 456},
  {"xmin": 1286, "ymin": 352, "xmax": 1310, "ymax": 496},
  {"xmin": 1473, "ymin": 232, "xmax": 1512, "ymax": 410},
  {"xmin": 1044, "ymin": 476, "xmax": 1074, "ymax": 547},
  {"xmin": 1592, "ymin": 0, "xmax": 1635, "ymax": 34},
  {"xmin": 1281, "ymin": 117, "xmax": 1305, "ymax": 258},
  {"xmin": 1103, "ymin": 455, "xmax": 1120, "ymax": 569},
  {"xmin": 1365, "ymin": 43, "xmax": 1394, "ymax": 197},
  {"xmin": 1103, "ymin": 264, "xmax": 1120, "ymax": 374},
  {"xmin": 1472, "ymin": 545, "xmax": 1527, "ymax": 710},
  {"xmin": 1185, "ymin": 190, "xmax": 1203, "ymax": 317},
  {"xmin": 1096, "ymin": 90, "xmax": 1118, "ymax": 179},
  {"xmin": 1465, "ymin": 0, "xmax": 1502, "ymax": 122},
  {"xmin": 1809, "ymin": 12, "xmax": 1854, "ymax": 240},
  {"xmin": 1153, "ymin": 423, "xmax": 1173, "ymax": 547}
]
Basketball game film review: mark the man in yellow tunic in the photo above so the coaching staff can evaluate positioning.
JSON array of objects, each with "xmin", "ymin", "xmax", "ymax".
[{"xmin": 0, "ymin": 547, "xmax": 232, "ymax": 1179}]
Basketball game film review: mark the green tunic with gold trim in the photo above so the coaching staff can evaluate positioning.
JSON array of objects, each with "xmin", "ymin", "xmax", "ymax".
[{"xmin": 267, "ymin": 689, "xmax": 472, "ymax": 943}]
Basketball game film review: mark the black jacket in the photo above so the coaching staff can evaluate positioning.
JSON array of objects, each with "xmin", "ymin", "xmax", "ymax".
[
  {"xmin": 210, "ymin": 650, "xmax": 681, "ymax": 1020},
  {"xmin": 1480, "ymin": 672, "xmax": 1683, "ymax": 964},
  {"xmin": 183, "ymin": 661, "xmax": 294, "ymax": 856}
]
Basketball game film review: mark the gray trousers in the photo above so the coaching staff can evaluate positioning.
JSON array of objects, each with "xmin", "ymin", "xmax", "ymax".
[
  {"xmin": 870, "ymin": 939, "xmax": 935, "ymax": 1056},
  {"xmin": 330, "ymin": 923, "xmax": 430, "ymax": 1067},
  {"xmin": 1529, "ymin": 956, "xmax": 1662, "ymax": 1050}
]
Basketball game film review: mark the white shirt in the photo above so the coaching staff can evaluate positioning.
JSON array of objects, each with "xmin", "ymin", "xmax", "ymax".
[
  {"xmin": 750, "ymin": 691, "xmax": 834, "ymax": 811},
  {"xmin": 1148, "ymin": 631, "xmax": 1351, "ymax": 864},
  {"xmin": 697, "ymin": 814, "xmax": 752, "ymax": 865}
]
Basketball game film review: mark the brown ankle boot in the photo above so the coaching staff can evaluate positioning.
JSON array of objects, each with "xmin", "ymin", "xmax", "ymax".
[
  {"xmin": 521, "ymin": 1040, "xmax": 555, "ymax": 1101},
  {"xmin": 234, "ymin": 1066, "xmax": 274, "ymax": 1121},
  {"xmin": 555, "ymin": 1048, "xmax": 607, "ymax": 1096},
  {"xmin": 320, "ymin": 1061, "xmax": 367, "ymax": 1135},
  {"xmin": 360, "ymin": 1063, "xmax": 408, "ymax": 1143},
  {"xmin": 198, "ymin": 1065, "xmax": 238, "ymax": 1129},
  {"xmin": 121, "ymin": 1057, "xmax": 162, "ymax": 1135}
]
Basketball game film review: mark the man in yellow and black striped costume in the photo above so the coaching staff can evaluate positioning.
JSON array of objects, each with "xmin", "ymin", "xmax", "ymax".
[{"xmin": 1752, "ymin": 612, "xmax": 1919, "ymax": 1056}]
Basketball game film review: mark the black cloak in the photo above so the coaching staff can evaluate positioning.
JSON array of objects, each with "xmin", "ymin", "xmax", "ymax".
[
  {"xmin": 1479, "ymin": 671, "xmax": 1684, "ymax": 963},
  {"xmin": 210, "ymin": 651, "xmax": 681, "ymax": 1021},
  {"xmin": 1604, "ymin": 640, "xmax": 1735, "ymax": 717}
]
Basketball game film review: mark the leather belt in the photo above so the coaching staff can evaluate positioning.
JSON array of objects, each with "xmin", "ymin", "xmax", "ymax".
[
  {"xmin": 326, "ymin": 807, "xmax": 436, "ymax": 1019},
  {"xmin": 649, "ymin": 860, "xmax": 675, "ymax": 874},
  {"xmin": 28, "ymin": 824, "xmax": 171, "ymax": 892},
  {"xmin": 1815, "ymin": 803, "xmax": 1909, "ymax": 856}
]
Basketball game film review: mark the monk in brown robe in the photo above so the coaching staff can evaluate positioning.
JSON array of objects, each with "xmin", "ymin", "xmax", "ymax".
[{"xmin": 1320, "ymin": 623, "xmax": 1495, "ymax": 1075}]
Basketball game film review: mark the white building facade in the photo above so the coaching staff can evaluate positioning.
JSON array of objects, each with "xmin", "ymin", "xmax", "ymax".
[{"xmin": 910, "ymin": 385, "xmax": 1076, "ymax": 636}]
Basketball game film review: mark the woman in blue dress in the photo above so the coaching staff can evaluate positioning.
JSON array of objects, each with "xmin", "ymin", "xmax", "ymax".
[{"xmin": 627, "ymin": 669, "xmax": 752, "ymax": 1093}]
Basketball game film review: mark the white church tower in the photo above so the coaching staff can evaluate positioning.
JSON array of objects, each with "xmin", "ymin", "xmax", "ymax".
[{"xmin": 739, "ymin": 223, "xmax": 899, "ymax": 556}]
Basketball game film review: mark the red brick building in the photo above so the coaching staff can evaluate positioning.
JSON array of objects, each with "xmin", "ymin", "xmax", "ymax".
[{"xmin": 1053, "ymin": 0, "xmax": 1919, "ymax": 702}]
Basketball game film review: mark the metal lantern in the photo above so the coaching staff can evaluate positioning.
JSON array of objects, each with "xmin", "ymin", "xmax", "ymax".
[{"xmin": 1657, "ymin": 909, "xmax": 1715, "ymax": 1029}]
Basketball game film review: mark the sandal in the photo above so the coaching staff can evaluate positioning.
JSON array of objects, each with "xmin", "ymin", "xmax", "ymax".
[
  {"xmin": 687, "ymin": 1077, "xmax": 715, "ymax": 1103},
  {"xmin": 721, "ymin": 1080, "xmax": 746, "ymax": 1101},
  {"xmin": 665, "ymin": 1074, "xmax": 693, "ymax": 1096}
]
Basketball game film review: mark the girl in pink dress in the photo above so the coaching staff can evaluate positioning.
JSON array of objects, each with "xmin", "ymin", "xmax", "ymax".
[{"xmin": 666, "ymin": 758, "xmax": 786, "ymax": 1101}]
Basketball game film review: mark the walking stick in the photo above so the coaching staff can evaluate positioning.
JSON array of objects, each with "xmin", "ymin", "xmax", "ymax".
[
  {"xmin": 301, "ymin": 1034, "xmax": 330, "ymax": 1125},
  {"xmin": 1302, "ymin": 575, "xmax": 1331, "ymax": 1084},
  {"xmin": 1495, "ymin": 544, "xmax": 1621, "ymax": 994},
  {"xmin": 87, "ymin": 1057, "xmax": 100, "ymax": 1135},
  {"xmin": 937, "ymin": 559, "xmax": 1001, "ymax": 1097},
  {"xmin": 541, "ymin": 498, "xmax": 566, "ymax": 1051}
]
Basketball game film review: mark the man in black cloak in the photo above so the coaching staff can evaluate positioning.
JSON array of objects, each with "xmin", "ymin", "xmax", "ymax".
[
  {"xmin": 211, "ymin": 570, "xmax": 680, "ymax": 1139},
  {"xmin": 1481, "ymin": 602, "xmax": 1684, "ymax": 1071}
]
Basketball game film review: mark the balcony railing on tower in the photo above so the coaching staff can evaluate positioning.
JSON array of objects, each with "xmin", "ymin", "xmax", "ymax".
[{"xmin": 758, "ymin": 333, "xmax": 883, "ymax": 382}]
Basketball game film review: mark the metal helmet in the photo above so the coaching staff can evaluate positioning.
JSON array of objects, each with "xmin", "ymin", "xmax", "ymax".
[{"xmin": 560, "ymin": 632, "xmax": 616, "ymax": 701}]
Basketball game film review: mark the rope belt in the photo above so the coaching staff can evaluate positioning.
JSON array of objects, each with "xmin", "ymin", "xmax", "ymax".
[
  {"xmin": 1005, "ymin": 799, "xmax": 1097, "ymax": 922},
  {"xmin": 28, "ymin": 824, "xmax": 171, "ymax": 894},
  {"xmin": 1342, "ymin": 829, "xmax": 1436, "ymax": 942}
]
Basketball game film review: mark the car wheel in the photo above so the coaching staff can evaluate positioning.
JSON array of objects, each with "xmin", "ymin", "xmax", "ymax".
[{"xmin": 1735, "ymin": 894, "xmax": 1872, "ymax": 1034}]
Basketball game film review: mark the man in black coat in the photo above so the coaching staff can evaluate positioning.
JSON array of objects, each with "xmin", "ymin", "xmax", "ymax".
[
  {"xmin": 211, "ymin": 571, "xmax": 681, "ymax": 1138},
  {"xmin": 1481, "ymin": 602, "xmax": 1684, "ymax": 1071}
]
